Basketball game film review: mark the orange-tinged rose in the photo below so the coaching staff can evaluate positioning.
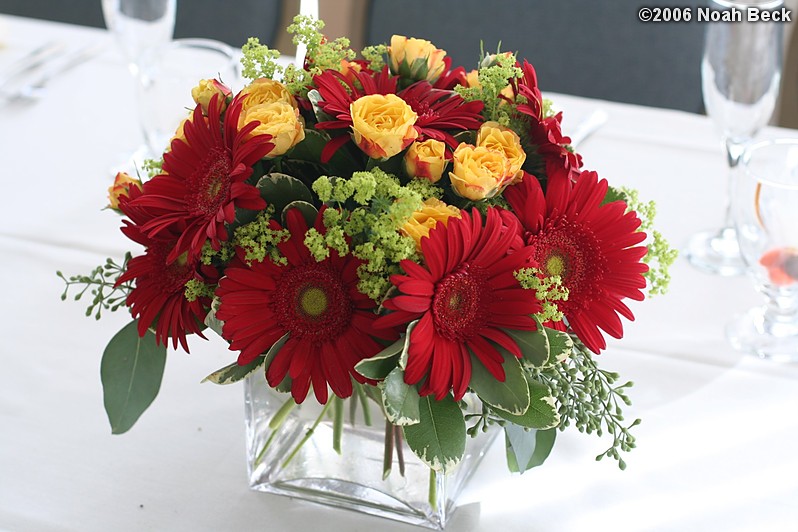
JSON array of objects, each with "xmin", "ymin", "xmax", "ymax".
[
  {"xmin": 449, "ymin": 143, "xmax": 511, "ymax": 201},
  {"xmin": 404, "ymin": 139, "xmax": 447, "ymax": 182},
  {"xmin": 107, "ymin": 171, "xmax": 143, "ymax": 212},
  {"xmin": 239, "ymin": 78, "xmax": 296, "ymax": 109},
  {"xmin": 389, "ymin": 35, "xmax": 447, "ymax": 82},
  {"xmin": 401, "ymin": 198, "xmax": 462, "ymax": 250},
  {"xmin": 476, "ymin": 121, "xmax": 526, "ymax": 182},
  {"xmin": 191, "ymin": 78, "xmax": 232, "ymax": 114},
  {"xmin": 240, "ymin": 101, "xmax": 305, "ymax": 157},
  {"xmin": 350, "ymin": 93, "xmax": 418, "ymax": 159}
]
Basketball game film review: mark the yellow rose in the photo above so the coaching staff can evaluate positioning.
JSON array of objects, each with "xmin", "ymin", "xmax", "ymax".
[
  {"xmin": 350, "ymin": 93, "xmax": 418, "ymax": 159},
  {"xmin": 191, "ymin": 78, "xmax": 232, "ymax": 114},
  {"xmin": 449, "ymin": 143, "xmax": 511, "ymax": 201},
  {"xmin": 389, "ymin": 35, "xmax": 447, "ymax": 82},
  {"xmin": 107, "ymin": 171, "xmax": 143, "ymax": 212},
  {"xmin": 476, "ymin": 121, "xmax": 526, "ymax": 181},
  {"xmin": 240, "ymin": 101, "xmax": 306, "ymax": 157},
  {"xmin": 239, "ymin": 78, "xmax": 296, "ymax": 108},
  {"xmin": 464, "ymin": 69, "xmax": 480, "ymax": 88},
  {"xmin": 404, "ymin": 139, "xmax": 448, "ymax": 182},
  {"xmin": 401, "ymin": 198, "xmax": 462, "ymax": 250}
]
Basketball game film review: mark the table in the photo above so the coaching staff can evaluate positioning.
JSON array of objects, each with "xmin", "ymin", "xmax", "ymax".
[{"xmin": 1, "ymin": 14, "xmax": 797, "ymax": 532}]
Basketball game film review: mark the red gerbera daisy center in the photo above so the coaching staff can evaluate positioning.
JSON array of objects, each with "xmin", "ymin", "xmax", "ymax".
[
  {"xmin": 533, "ymin": 218, "xmax": 606, "ymax": 310},
  {"xmin": 150, "ymin": 242, "xmax": 193, "ymax": 294},
  {"xmin": 432, "ymin": 263, "xmax": 491, "ymax": 341},
  {"xmin": 272, "ymin": 263, "xmax": 353, "ymax": 341},
  {"xmin": 187, "ymin": 146, "xmax": 232, "ymax": 217}
]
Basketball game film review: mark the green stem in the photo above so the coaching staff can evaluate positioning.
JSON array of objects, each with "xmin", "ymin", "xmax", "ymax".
[
  {"xmin": 382, "ymin": 418, "xmax": 394, "ymax": 480},
  {"xmin": 428, "ymin": 468, "xmax": 438, "ymax": 511},
  {"xmin": 282, "ymin": 401, "xmax": 331, "ymax": 468},
  {"xmin": 332, "ymin": 396, "xmax": 344, "ymax": 455},
  {"xmin": 394, "ymin": 425, "xmax": 406, "ymax": 477},
  {"xmin": 355, "ymin": 383, "xmax": 372, "ymax": 426},
  {"xmin": 254, "ymin": 396, "xmax": 298, "ymax": 466}
]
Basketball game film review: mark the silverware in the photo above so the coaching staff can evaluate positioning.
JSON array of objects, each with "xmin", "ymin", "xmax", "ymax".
[
  {"xmin": 0, "ymin": 41, "xmax": 66, "ymax": 87},
  {"xmin": 570, "ymin": 109, "xmax": 609, "ymax": 148},
  {"xmin": 1, "ymin": 44, "xmax": 103, "ymax": 103}
]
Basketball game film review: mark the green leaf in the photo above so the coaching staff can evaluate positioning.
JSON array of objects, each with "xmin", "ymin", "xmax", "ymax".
[
  {"xmin": 505, "ymin": 426, "xmax": 556, "ymax": 474},
  {"xmin": 403, "ymin": 394, "xmax": 466, "ymax": 473},
  {"xmin": 495, "ymin": 378, "xmax": 560, "ymax": 430},
  {"xmin": 284, "ymin": 127, "xmax": 361, "ymax": 176},
  {"xmin": 505, "ymin": 326, "xmax": 549, "ymax": 368},
  {"xmin": 263, "ymin": 333, "xmax": 292, "ymax": 392},
  {"xmin": 100, "ymin": 321, "xmax": 167, "ymax": 434},
  {"xmin": 355, "ymin": 338, "xmax": 403, "ymax": 380},
  {"xmin": 380, "ymin": 367, "xmax": 420, "ymax": 425},
  {"xmin": 202, "ymin": 355, "xmax": 266, "ymax": 385},
  {"xmin": 256, "ymin": 173, "xmax": 314, "ymax": 215},
  {"xmin": 282, "ymin": 200, "xmax": 318, "ymax": 227},
  {"xmin": 469, "ymin": 348, "xmax": 530, "ymax": 415}
]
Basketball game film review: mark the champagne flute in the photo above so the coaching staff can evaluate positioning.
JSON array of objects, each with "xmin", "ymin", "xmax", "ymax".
[
  {"xmin": 727, "ymin": 138, "xmax": 798, "ymax": 361},
  {"xmin": 686, "ymin": 0, "xmax": 783, "ymax": 276},
  {"xmin": 101, "ymin": 0, "xmax": 177, "ymax": 164}
]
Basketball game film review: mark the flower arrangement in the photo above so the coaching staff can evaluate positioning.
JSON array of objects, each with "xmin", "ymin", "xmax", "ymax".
[{"xmin": 61, "ymin": 16, "xmax": 676, "ymax": 486}]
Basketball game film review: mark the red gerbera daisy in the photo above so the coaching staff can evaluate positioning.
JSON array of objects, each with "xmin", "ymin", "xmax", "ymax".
[
  {"xmin": 129, "ymin": 94, "xmax": 274, "ymax": 263},
  {"xmin": 374, "ymin": 208, "xmax": 540, "ymax": 401},
  {"xmin": 215, "ymin": 208, "xmax": 397, "ymax": 404},
  {"xmin": 313, "ymin": 67, "xmax": 483, "ymax": 161},
  {"xmin": 116, "ymin": 191, "xmax": 217, "ymax": 352},
  {"xmin": 504, "ymin": 171, "xmax": 649, "ymax": 353}
]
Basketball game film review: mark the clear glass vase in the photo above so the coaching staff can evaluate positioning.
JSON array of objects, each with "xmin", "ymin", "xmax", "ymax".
[{"xmin": 243, "ymin": 372, "xmax": 497, "ymax": 529}]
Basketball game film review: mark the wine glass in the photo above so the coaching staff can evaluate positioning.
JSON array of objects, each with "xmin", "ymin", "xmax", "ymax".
[
  {"xmin": 686, "ymin": 0, "xmax": 783, "ymax": 276},
  {"xmin": 727, "ymin": 138, "xmax": 798, "ymax": 361},
  {"xmin": 101, "ymin": 0, "xmax": 177, "ymax": 165}
]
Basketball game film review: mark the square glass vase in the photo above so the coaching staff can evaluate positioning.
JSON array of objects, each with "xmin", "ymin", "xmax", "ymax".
[{"xmin": 243, "ymin": 372, "xmax": 497, "ymax": 529}]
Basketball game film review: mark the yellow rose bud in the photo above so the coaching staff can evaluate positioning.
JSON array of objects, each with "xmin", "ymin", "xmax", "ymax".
[
  {"xmin": 401, "ymin": 198, "xmax": 462, "ymax": 251},
  {"xmin": 389, "ymin": 35, "xmax": 447, "ymax": 82},
  {"xmin": 239, "ymin": 78, "xmax": 296, "ymax": 109},
  {"xmin": 449, "ymin": 143, "xmax": 511, "ymax": 201},
  {"xmin": 350, "ymin": 93, "xmax": 419, "ymax": 159},
  {"xmin": 404, "ymin": 139, "xmax": 448, "ymax": 182},
  {"xmin": 191, "ymin": 78, "xmax": 232, "ymax": 114},
  {"xmin": 476, "ymin": 121, "xmax": 526, "ymax": 181},
  {"xmin": 107, "ymin": 171, "xmax": 143, "ymax": 212},
  {"xmin": 240, "ymin": 101, "xmax": 306, "ymax": 157}
]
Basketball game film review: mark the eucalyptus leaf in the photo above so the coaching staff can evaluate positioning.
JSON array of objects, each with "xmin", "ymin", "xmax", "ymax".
[
  {"xmin": 469, "ymin": 348, "xmax": 530, "ymax": 415},
  {"xmin": 100, "ymin": 321, "xmax": 167, "ymax": 434},
  {"xmin": 495, "ymin": 378, "xmax": 560, "ymax": 430},
  {"xmin": 505, "ymin": 425, "xmax": 556, "ymax": 474},
  {"xmin": 256, "ymin": 173, "xmax": 314, "ymax": 215},
  {"xmin": 355, "ymin": 338, "xmax": 404, "ymax": 380},
  {"xmin": 282, "ymin": 200, "xmax": 318, "ymax": 227},
  {"xmin": 402, "ymin": 394, "xmax": 466, "ymax": 473},
  {"xmin": 380, "ymin": 367, "xmax": 421, "ymax": 425}
]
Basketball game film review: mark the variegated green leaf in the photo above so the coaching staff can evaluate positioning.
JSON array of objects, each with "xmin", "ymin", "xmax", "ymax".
[
  {"xmin": 545, "ymin": 327, "xmax": 574, "ymax": 364},
  {"xmin": 505, "ymin": 326, "xmax": 549, "ymax": 368},
  {"xmin": 282, "ymin": 200, "xmax": 318, "ymax": 227},
  {"xmin": 398, "ymin": 319, "xmax": 419, "ymax": 370},
  {"xmin": 469, "ymin": 349, "xmax": 530, "ymax": 415},
  {"xmin": 256, "ymin": 172, "xmax": 314, "ymax": 215},
  {"xmin": 380, "ymin": 367, "xmax": 421, "ymax": 425},
  {"xmin": 496, "ymin": 378, "xmax": 559, "ymax": 430},
  {"xmin": 402, "ymin": 394, "xmax": 465, "ymax": 473},
  {"xmin": 354, "ymin": 338, "xmax": 403, "ymax": 380}
]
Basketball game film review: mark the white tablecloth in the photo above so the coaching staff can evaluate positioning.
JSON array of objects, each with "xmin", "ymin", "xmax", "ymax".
[{"xmin": 1, "ymin": 14, "xmax": 797, "ymax": 532}]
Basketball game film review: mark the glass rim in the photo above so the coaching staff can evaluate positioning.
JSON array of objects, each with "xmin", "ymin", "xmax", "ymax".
[
  {"xmin": 160, "ymin": 38, "xmax": 238, "ymax": 60},
  {"xmin": 711, "ymin": 0, "xmax": 784, "ymax": 9},
  {"xmin": 742, "ymin": 138, "xmax": 798, "ymax": 190}
]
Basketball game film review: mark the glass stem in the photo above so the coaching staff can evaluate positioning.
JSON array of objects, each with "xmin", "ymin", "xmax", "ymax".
[{"xmin": 723, "ymin": 138, "xmax": 746, "ymax": 230}]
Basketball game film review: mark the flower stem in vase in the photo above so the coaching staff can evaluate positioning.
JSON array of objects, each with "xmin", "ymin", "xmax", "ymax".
[
  {"xmin": 332, "ymin": 395, "xmax": 344, "ymax": 454},
  {"xmin": 382, "ymin": 418, "xmax": 395, "ymax": 480},
  {"xmin": 281, "ymin": 400, "xmax": 331, "ymax": 468},
  {"xmin": 254, "ymin": 395, "xmax": 297, "ymax": 466},
  {"xmin": 394, "ymin": 425, "xmax": 406, "ymax": 477}
]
